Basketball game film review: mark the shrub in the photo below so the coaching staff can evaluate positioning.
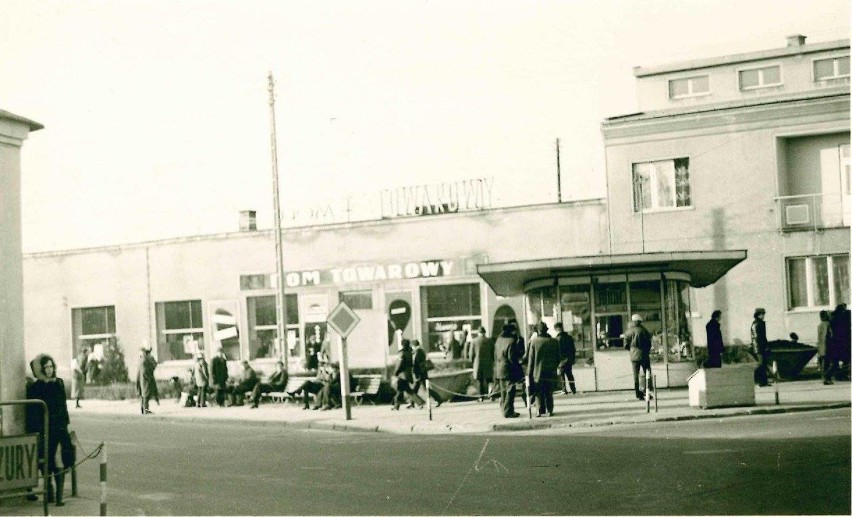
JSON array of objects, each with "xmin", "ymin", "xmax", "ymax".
[{"xmin": 98, "ymin": 339, "xmax": 130, "ymax": 385}]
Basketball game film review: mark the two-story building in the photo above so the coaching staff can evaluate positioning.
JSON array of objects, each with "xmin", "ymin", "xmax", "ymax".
[{"xmin": 478, "ymin": 34, "xmax": 849, "ymax": 390}]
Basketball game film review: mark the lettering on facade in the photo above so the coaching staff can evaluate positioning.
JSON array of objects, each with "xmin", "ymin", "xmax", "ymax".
[
  {"xmin": 380, "ymin": 178, "xmax": 495, "ymax": 218},
  {"xmin": 282, "ymin": 260, "xmax": 457, "ymax": 287}
]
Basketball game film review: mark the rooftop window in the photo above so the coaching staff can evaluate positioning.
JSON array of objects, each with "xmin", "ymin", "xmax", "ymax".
[
  {"xmin": 668, "ymin": 75, "xmax": 710, "ymax": 99},
  {"xmin": 814, "ymin": 56, "xmax": 850, "ymax": 81},
  {"xmin": 739, "ymin": 65, "xmax": 782, "ymax": 90}
]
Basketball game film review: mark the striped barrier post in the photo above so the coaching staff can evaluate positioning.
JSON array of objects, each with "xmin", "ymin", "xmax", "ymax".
[
  {"xmin": 772, "ymin": 361, "xmax": 780, "ymax": 405},
  {"xmin": 99, "ymin": 444, "xmax": 107, "ymax": 516},
  {"xmin": 70, "ymin": 431, "xmax": 78, "ymax": 497},
  {"xmin": 653, "ymin": 374, "xmax": 658, "ymax": 413},
  {"xmin": 426, "ymin": 379, "xmax": 433, "ymax": 421},
  {"xmin": 645, "ymin": 369, "xmax": 651, "ymax": 413}
]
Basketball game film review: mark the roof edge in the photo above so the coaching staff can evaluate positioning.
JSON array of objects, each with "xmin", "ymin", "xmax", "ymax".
[
  {"xmin": 0, "ymin": 109, "xmax": 44, "ymax": 131},
  {"xmin": 634, "ymin": 38, "xmax": 850, "ymax": 78}
]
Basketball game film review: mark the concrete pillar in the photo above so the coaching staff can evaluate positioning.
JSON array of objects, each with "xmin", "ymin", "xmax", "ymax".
[{"xmin": 0, "ymin": 110, "xmax": 42, "ymax": 435}]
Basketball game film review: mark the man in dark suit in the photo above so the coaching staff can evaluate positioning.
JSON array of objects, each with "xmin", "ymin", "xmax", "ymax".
[
  {"xmin": 555, "ymin": 322, "xmax": 576, "ymax": 394},
  {"xmin": 210, "ymin": 347, "xmax": 229, "ymax": 407},
  {"xmin": 526, "ymin": 322, "xmax": 560, "ymax": 417},
  {"xmin": 705, "ymin": 310, "xmax": 724, "ymax": 368},
  {"xmin": 493, "ymin": 324, "xmax": 521, "ymax": 418},
  {"xmin": 470, "ymin": 327, "xmax": 495, "ymax": 400},
  {"xmin": 249, "ymin": 360, "xmax": 289, "ymax": 408}
]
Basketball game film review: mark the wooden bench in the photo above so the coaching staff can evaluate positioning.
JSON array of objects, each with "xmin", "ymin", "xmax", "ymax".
[
  {"xmin": 266, "ymin": 376, "xmax": 305, "ymax": 404},
  {"xmin": 350, "ymin": 375, "xmax": 382, "ymax": 405}
]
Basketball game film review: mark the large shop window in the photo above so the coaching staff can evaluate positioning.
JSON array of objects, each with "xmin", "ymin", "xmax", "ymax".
[
  {"xmin": 71, "ymin": 306, "xmax": 116, "ymax": 357},
  {"xmin": 156, "ymin": 300, "xmax": 204, "ymax": 361},
  {"xmin": 526, "ymin": 276, "xmax": 693, "ymax": 366},
  {"xmin": 246, "ymin": 294, "xmax": 299, "ymax": 360},
  {"xmin": 422, "ymin": 284, "xmax": 482, "ymax": 353},
  {"xmin": 632, "ymin": 158, "xmax": 691, "ymax": 212},
  {"xmin": 787, "ymin": 255, "xmax": 850, "ymax": 309},
  {"xmin": 528, "ymin": 284, "xmax": 594, "ymax": 362}
]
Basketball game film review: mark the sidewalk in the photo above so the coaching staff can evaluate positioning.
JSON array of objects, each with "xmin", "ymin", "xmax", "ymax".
[{"xmin": 69, "ymin": 379, "xmax": 850, "ymax": 434}]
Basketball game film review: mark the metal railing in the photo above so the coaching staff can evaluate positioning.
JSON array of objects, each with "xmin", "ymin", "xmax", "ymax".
[{"xmin": 774, "ymin": 193, "xmax": 849, "ymax": 232}]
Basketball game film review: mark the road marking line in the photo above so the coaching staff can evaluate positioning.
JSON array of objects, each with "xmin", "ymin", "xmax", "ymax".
[
  {"xmin": 815, "ymin": 416, "xmax": 847, "ymax": 421},
  {"xmin": 684, "ymin": 449, "xmax": 738, "ymax": 455},
  {"xmin": 444, "ymin": 438, "xmax": 490, "ymax": 513}
]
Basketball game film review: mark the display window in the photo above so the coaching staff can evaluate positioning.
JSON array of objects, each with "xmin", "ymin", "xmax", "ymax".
[
  {"xmin": 155, "ymin": 300, "xmax": 203, "ymax": 361},
  {"xmin": 422, "ymin": 283, "xmax": 482, "ymax": 353},
  {"xmin": 246, "ymin": 294, "xmax": 299, "ymax": 360},
  {"xmin": 525, "ymin": 274, "xmax": 694, "ymax": 367},
  {"xmin": 71, "ymin": 305, "xmax": 116, "ymax": 357}
]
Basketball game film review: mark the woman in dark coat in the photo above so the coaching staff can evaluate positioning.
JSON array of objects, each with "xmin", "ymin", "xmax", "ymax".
[{"xmin": 26, "ymin": 354, "xmax": 74, "ymax": 506}]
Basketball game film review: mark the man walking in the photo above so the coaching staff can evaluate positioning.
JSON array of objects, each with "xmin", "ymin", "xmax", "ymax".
[
  {"xmin": 210, "ymin": 347, "xmax": 229, "ymax": 407},
  {"xmin": 751, "ymin": 308, "xmax": 770, "ymax": 387},
  {"xmin": 493, "ymin": 323, "xmax": 521, "ymax": 418},
  {"xmin": 624, "ymin": 314, "xmax": 652, "ymax": 400},
  {"xmin": 705, "ymin": 310, "xmax": 724, "ymax": 368},
  {"xmin": 526, "ymin": 322, "xmax": 560, "ymax": 417},
  {"xmin": 411, "ymin": 340, "xmax": 441, "ymax": 407},
  {"xmin": 554, "ymin": 322, "xmax": 576, "ymax": 394}
]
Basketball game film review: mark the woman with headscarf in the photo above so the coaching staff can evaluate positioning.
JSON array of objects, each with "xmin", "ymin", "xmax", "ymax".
[{"xmin": 26, "ymin": 354, "xmax": 74, "ymax": 506}]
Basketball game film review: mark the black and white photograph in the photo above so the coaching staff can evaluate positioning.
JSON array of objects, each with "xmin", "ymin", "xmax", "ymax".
[{"xmin": 0, "ymin": 0, "xmax": 849, "ymax": 515}]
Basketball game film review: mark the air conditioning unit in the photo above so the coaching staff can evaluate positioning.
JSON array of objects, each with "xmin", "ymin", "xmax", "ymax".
[{"xmin": 785, "ymin": 204, "xmax": 811, "ymax": 225}]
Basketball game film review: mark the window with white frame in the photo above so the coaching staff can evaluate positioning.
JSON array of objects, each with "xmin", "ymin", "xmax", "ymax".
[
  {"xmin": 668, "ymin": 75, "xmax": 710, "ymax": 98},
  {"xmin": 787, "ymin": 255, "xmax": 849, "ymax": 309},
  {"xmin": 155, "ymin": 299, "xmax": 204, "ymax": 361},
  {"xmin": 72, "ymin": 306, "xmax": 116, "ymax": 356},
  {"xmin": 246, "ymin": 294, "xmax": 299, "ymax": 360},
  {"xmin": 813, "ymin": 56, "xmax": 850, "ymax": 81},
  {"xmin": 632, "ymin": 158, "xmax": 691, "ymax": 212},
  {"xmin": 739, "ymin": 65, "xmax": 781, "ymax": 90}
]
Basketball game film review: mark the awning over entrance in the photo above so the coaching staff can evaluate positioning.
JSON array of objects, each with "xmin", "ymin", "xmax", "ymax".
[{"xmin": 477, "ymin": 250, "xmax": 747, "ymax": 296}]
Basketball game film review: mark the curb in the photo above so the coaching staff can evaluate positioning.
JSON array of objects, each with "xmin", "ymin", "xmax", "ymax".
[{"xmin": 74, "ymin": 401, "xmax": 850, "ymax": 434}]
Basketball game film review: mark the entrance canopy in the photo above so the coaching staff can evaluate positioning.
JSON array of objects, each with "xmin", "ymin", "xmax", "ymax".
[{"xmin": 477, "ymin": 250, "xmax": 747, "ymax": 296}]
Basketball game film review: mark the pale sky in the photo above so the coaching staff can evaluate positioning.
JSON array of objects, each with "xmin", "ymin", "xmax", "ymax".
[{"xmin": 1, "ymin": 0, "xmax": 848, "ymax": 252}]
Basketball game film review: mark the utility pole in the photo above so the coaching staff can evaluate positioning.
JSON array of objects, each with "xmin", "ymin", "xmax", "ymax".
[
  {"xmin": 268, "ymin": 72, "xmax": 288, "ymax": 371},
  {"xmin": 556, "ymin": 138, "xmax": 562, "ymax": 203}
]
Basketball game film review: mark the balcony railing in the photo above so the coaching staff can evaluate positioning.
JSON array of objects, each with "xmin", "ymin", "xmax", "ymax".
[{"xmin": 775, "ymin": 193, "xmax": 849, "ymax": 232}]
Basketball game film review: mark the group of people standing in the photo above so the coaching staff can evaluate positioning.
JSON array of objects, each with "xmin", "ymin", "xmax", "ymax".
[
  {"xmin": 707, "ymin": 305, "xmax": 851, "ymax": 387},
  {"xmin": 491, "ymin": 319, "xmax": 579, "ymax": 419},
  {"xmin": 817, "ymin": 304, "xmax": 851, "ymax": 385}
]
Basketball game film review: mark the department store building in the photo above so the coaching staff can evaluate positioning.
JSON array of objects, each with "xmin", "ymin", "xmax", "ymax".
[{"xmin": 22, "ymin": 35, "xmax": 849, "ymax": 391}]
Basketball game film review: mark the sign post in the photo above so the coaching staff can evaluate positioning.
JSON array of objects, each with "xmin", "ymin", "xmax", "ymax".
[{"xmin": 327, "ymin": 301, "xmax": 361, "ymax": 421}]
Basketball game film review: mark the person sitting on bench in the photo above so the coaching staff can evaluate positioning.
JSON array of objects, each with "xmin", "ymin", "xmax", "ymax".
[
  {"xmin": 288, "ymin": 365, "xmax": 330, "ymax": 409},
  {"xmin": 249, "ymin": 360, "xmax": 289, "ymax": 408}
]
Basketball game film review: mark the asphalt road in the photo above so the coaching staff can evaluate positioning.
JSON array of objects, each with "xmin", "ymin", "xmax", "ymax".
[{"xmin": 6, "ymin": 409, "xmax": 849, "ymax": 516}]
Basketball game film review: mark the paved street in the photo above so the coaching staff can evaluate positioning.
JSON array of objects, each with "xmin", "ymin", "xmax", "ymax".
[{"xmin": 3, "ymin": 408, "xmax": 848, "ymax": 516}]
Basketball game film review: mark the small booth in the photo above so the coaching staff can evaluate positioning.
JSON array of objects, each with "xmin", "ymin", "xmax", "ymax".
[{"xmin": 477, "ymin": 250, "xmax": 747, "ymax": 391}]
